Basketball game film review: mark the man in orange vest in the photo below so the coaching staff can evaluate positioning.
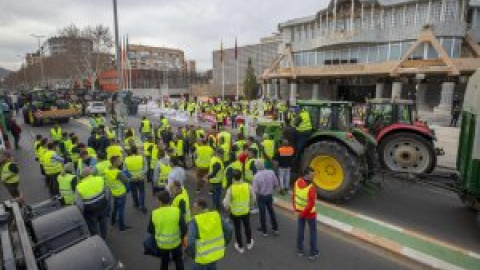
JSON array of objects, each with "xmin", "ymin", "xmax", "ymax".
[{"xmin": 292, "ymin": 167, "xmax": 319, "ymax": 261}]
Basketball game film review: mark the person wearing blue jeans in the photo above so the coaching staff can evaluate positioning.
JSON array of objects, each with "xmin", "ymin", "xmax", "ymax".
[
  {"xmin": 211, "ymin": 183, "xmax": 222, "ymax": 210},
  {"xmin": 293, "ymin": 167, "xmax": 319, "ymax": 260},
  {"xmin": 106, "ymin": 156, "xmax": 131, "ymax": 231},
  {"xmin": 257, "ymin": 194, "xmax": 279, "ymax": 235},
  {"xmin": 130, "ymin": 180, "xmax": 146, "ymax": 213},
  {"xmin": 297, "ymin": 217, "xmax": 318, "ymax": 258},
  {"xmin": 111, "ymin": 195, "xmax": 127, "ymax": 230}
]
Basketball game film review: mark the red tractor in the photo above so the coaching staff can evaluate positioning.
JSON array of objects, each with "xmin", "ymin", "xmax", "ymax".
[{"xmin": 363, "ymin": 99, "xmax": 444, "ymax": 174}]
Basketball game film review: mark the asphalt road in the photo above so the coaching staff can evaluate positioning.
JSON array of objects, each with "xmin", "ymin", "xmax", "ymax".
[
  {"xmin": 132, "ymin": 114, "xmax": 480, "ymax": 253},
  {"xmin": 0, "ymin": 115, "xmax": 417, "ymax": 270}
]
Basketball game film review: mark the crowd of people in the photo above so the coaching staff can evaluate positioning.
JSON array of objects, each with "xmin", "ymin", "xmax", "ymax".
[{"xmin": 0, "ymin": 96, "xmax": 319, "ymax": 270}]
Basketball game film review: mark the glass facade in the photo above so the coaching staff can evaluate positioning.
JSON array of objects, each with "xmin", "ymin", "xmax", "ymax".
[
  {"xmin": 286, "ymin": 0, "xmax": 468, "ymax": 44},
  {"xmin": 291, "ymin": 38, "xmax": 462, "ymax": 67}
]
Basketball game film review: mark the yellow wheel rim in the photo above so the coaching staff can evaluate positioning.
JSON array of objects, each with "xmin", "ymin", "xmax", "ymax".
[{"xmin": 309, "ymin": 156, "xmax": 344, "ymax": 191}]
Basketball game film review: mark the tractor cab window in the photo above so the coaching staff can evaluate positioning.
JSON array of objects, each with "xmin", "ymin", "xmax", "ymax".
[
  {"xmin": 336, "ymin": 105, "xmax": 352, "ymax": 131},
  {"xmin": 367, "ymin": 104, "xmax": 393, "ymax": 127},
  {"xmin": 301, "ymin": 105, "xmax": 320, "ymax": 130},
  {"xmin": 318, "ymin": 106, "xmax": 333, "ymax": 130},
  {"xmin": 396, "ymin": 104, "xmax": 412, "ymax": 124}
]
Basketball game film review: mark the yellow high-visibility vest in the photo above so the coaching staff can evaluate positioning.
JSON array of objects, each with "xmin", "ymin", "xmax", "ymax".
[
  {"xmin": 296, "ymin": 110, "xmax": 313, "ymax": 132},
  {"xmin": 230, "ymin": 182, "xmax": 250, "ymax": 216},
  {"xmin": 124, "ymin": 155, "xmax": 145, "ymax": 180},
  {"xmin": 152, "ymin": 206, "xmax": 181, "ymax": 250},
  {"xmin": 194, "ymin": 211, "xmax": 225, "ymax": 264},
  {"xmin": 1, "ymin": 162, "xmax": 19, "ymax": 184},
  {"xmin": 195, "ymin": 145, "xmax": 213, "ymax": 169},
  {"xmin": 294, "ymin": 181, "xmax": 316, "ymax": 214},
  {"xmin": 208, "ymin": 156, "xmax": 224, "ymax": 184},
  {"xmin": 105, "ymin": 168, "xmax": 126, "ymax": 197},
  {"xmin": 57, "ymin": 174, "xmax": 76, "ymax": 205},
  {"xmin": 171, "ymin": 188, "xmax": 191, "ymax": 222}
]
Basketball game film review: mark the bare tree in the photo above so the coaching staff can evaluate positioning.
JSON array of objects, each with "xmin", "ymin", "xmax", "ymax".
[{"xmin": 56, "ymin": 24, "xmax": 113, "ymax": 89}]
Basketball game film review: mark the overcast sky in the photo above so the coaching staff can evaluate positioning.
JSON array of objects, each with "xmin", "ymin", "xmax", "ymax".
[{"xmin": 0, "ymin": 0, "xmax": 329, "ymax": 71}]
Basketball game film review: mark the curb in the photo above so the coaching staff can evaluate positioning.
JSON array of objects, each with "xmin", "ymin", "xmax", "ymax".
[{"xmin": 273, "ymin": 197, "xmax": 480, "ymax": 270}]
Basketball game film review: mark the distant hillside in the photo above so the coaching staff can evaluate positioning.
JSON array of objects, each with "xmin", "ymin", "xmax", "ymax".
[{"xmin": 0, "ymin": 67, "xmax": 11, "ymax": 79}]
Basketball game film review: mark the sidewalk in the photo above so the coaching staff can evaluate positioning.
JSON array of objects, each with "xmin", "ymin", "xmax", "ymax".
[
  {"xmin": 431, "ymin": 126, "xmax": 460, "ymax": 169},
  {"xmin": 273, "ymin": 195, "xmax": 480, "ymax": 270}
]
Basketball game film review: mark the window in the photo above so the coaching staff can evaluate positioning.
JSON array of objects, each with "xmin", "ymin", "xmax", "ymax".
[
  {"xmin": 442, "ymin": 38, "xmax": 453, "ymax": 57},
  {"xmin": 445, "ymin": 0, "xmax": 458, "ymax": 21},
  {"xmin": 426, "ymin": 43, "xmax": 438, "ymax": 59},
  {"xmin": 452, "ymin": 38, "xmax": 461, "ymax": 58},
  {"xmin": 393, "ymin": 7, "xmax": 402, "ymax": 27},
  {"xmin": 358, "ymin": 47, "xmax": 368, "ymax": 63},
  {"xmin": 417, "ymin": 3, "xmax": 428, "ymax": 24},
  {"xmin": 384, "ymin": 9, "xmax": 393, "ymax": 28},
  {"xmin": 475, "ymin": 8, "xmax": 480, "ymax": 27},
  {"xmin": 368, "ymin": 46, "xmax": 378, "ymax": 63},
  {"xmin": 336, "ymin": 105, "xmax": 352, "ymax": 131},
  {"xmin": 409, "ymin": 43, "xmax": 424, "ymax": 60},
  {"xmin": 431, "ymin": 1, "xmax": 442, "ymax": 22},
  {"xmin": 389, "ymin": 43, "xmax": 402, "ymax": 60},
  {"xmin": 350, "ymin": 47, "xmax": 359, "ymax": 63},
  {"xmin": 302, "ymin": 106, "xmax": 320, "ymax": 130},
  {"xmin": 402, "ymin": 41, "xmax": 413, "ymax": 59},
  {"xmin": 317, "ymin": 51, "xmax": 325, "ymax": 66},
  {"xmin": 318, "ymin": 106, "xmax": 333, "ymax": 130},
  {"xmin": 294, "ymin": 53, "xmax": 302, "ymax": 66},
  {"xmin": 405, "ymin": 5, "xmax": 416, "ymax": 25},
  {"xmin": 378, "ymin": 44, "xmax": 389, "ymax": 61},
  {"xmin": 367, "ymin": 104, "xmax": 393, "ymax": 128},
  {"xmin": 397, "ymin": 104, "xmax": 412, "ymax": 124}
]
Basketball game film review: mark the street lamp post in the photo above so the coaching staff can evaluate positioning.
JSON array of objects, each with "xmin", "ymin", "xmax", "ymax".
[
  {"xmin": 30, "ymin": 34, "xmax": 45, "ymax": 88},
  {"xmin": 112, "ymin": 0, "xmax": 123, "ymax": 91}
]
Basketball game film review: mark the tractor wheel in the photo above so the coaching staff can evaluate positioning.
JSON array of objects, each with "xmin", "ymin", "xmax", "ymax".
[
  {"xmin": 301, "ymin": 141, "xmax": 362, "ymax": 202},
  {"xmin": 379, "ymin": 132, "xmax": 436, "ymax": 174}
]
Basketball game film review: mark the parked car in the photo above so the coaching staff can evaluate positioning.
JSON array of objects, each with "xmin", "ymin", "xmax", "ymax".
[{"xmin": 85, "ymin": 101, "xmax": 107, "ymax": 115}]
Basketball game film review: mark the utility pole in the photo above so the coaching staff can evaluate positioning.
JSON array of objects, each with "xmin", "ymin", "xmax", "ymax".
[
  {"xmin": 113, "ymin": 0, "xmax": 123, "ymax": 91},
  {"xmin": 30, "ymin": 34, "xmax": 45, "ymax": 88}
]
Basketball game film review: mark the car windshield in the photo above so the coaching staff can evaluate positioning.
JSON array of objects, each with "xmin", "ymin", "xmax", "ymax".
[{"xmin": 92, "ymin": 102, "xmax": 104, "ymax": 107}]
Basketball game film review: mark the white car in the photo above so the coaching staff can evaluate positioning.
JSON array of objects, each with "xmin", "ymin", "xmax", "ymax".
[{"xmin": 86, "ymin": 101, "xmax": 107, "ymax": 115}]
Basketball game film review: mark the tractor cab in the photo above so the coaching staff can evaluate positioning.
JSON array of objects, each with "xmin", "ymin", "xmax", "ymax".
[
  {"xmin": 363, "ymin": 98, "xmax": 440, "ymax": 174},
  {"xmin": 296, "ymin": 100, "xmax": 353, "ymax": 132},
  {"xmin": 365, "ymin": 99, "xmax": 421, "ymax": 136}
]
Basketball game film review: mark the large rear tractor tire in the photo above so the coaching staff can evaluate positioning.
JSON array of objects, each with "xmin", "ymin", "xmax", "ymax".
[
  {"xmin": 379, "ymin": 132, "xmax": 436, "ymax": 174},
  {"xmin": 301, "ymin": 141, "xmax": 363, "ymax": 202}
]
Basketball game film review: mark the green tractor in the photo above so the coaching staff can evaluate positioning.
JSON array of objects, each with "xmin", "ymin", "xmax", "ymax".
[{"xmin": 257, "ymin": 100, "xmax": 377, "ymax": 202}]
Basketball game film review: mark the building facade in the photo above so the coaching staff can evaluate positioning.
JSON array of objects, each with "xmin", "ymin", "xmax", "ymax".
[
  {"xmin": 26, "ymin": 52, "xmax": 41, "ymax": 67},
  {"xmin": 212, "ymin": 35, "xmax": 282, "ymax": 96},
  {"xmin": 263, "ymin": 0, "xmax": 480, "ymax": 122},
  {"xmin": 46, "ymin": 36, "xmax": 94, "ymax": 56},
  {"xmin": 127, "ymin": 44, "xmax": 186, "ymax": 71}
]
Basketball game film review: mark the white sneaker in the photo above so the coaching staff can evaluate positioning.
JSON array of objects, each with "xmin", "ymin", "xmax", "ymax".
[
  {"xmin": 246, "ymin": 239, "xmax": 255, "ymax": 250},
  {"xmin": 234, "ymin": 243, "xmax": 245, "ymax": 254}
]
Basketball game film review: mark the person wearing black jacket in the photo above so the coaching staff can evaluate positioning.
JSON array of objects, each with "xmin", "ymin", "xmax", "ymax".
[{"xmin": 96, "ymin": 125, "xmax": 110, "ymax": 155}]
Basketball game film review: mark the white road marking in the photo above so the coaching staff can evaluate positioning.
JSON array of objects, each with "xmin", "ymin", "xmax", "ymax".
[{"xmin": 402, "ymin": 247, "xmax": 466, "ymax": 270}]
